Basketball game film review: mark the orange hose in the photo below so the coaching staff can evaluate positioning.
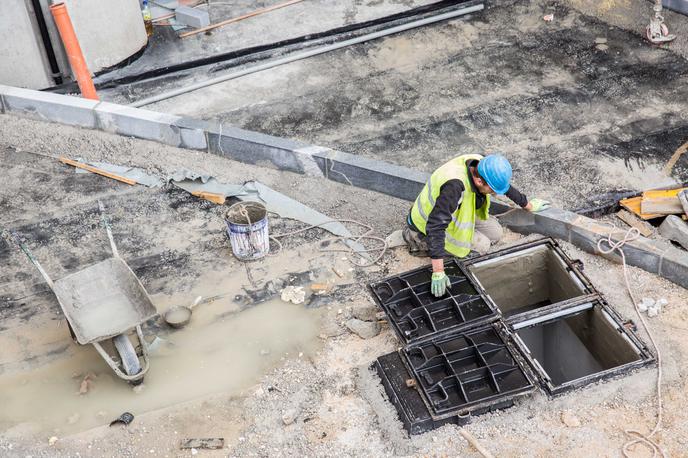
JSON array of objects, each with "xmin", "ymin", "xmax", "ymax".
[{"xmin": 49, "ymin": 2, "xmax": 98, "ymax": 100}]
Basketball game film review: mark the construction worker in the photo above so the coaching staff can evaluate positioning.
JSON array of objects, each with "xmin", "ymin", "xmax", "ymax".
[{"xmin": 403, "ymin": 153, "xmax": 550, "ymax": 297}]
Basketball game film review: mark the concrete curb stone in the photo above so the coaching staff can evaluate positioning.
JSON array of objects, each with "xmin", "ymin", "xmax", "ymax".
[{"xmin": 1, "ymin": 85, "xmax": 687, "ymax": 289}]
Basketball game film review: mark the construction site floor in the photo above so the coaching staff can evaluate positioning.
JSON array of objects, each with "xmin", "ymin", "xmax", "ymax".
[
  {"xmin": 102, "ymin": 0, "xmax": 688, "ymax": 212},
  {"xmin": 1, "ymin": 115, "xmax": 687, "ymax": 456}
]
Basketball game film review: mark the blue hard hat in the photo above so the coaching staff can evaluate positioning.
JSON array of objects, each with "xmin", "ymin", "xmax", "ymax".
[{"xmin": 477, "ymin": 154, "xmax": 512, "ymax": 195}]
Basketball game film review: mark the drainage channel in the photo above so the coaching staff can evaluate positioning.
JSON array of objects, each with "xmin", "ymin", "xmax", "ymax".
[{"xmin": 371, "ymin": 238, "xmax": 653, "ymax": 434}]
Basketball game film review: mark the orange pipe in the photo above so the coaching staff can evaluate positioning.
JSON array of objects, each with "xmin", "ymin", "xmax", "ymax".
[{"xmin": 49, "ymin": 2, "xmax": 98, "ymax": 100}]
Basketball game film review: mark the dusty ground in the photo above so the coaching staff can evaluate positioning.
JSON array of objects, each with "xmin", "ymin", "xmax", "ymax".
[
  {"xmin": 107, "ymin": 0, "xmax": 688, "ymax": 212},
  {"xmin": 1, "ymin": 115, "xmax": 687, "ymax": 457}
]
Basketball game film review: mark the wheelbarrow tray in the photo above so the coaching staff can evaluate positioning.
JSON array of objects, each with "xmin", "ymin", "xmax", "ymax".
[{"xmin": 52, "ymin": 257, "xmax": 157, "ymax": 345}]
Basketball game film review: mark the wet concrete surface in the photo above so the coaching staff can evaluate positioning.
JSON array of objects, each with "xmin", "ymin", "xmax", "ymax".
[{"xmin": 130, "ymin": 0, "xmax": 688, "ymax": 210}]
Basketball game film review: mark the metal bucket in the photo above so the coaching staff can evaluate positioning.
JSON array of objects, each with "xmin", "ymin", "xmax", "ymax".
[{"xmin": 224, "ymin": 202, "xmax": 270, "ymax": 260}]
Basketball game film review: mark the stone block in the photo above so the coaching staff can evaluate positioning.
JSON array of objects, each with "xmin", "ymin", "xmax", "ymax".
[
  {"xmin": 659, "ymin": 246, "xmax": 688, "ymax": 289},
  {"xmin": 175, "ymin": 6, "xmax": 210, "ymax": 28},
  {"xmin": 95, "ymin": 102, "xmax": 182, "ymax": 146},
  {"xmin": 659, "ymin": 215, "xmax": 688, "ymax": 250},
  {"xmin": 0, "ymin": 85, "xmax": 98, "ymax": 128},
  {"xmin": 206, "ymin": 123, "xmax": 306, "ymax": 172}
]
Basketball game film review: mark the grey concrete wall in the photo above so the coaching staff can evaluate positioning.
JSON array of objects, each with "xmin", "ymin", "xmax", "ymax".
[
  {"xmin": 1, "ymin": 85, "xmax": 686, "ymax": 290},
  {"xmin": 61, "ymin": 0, "xmax": 148, "ymax": 73},
  {"xmin": 0, "ymin": 0, "xmax": 147, "ymax": 89},
  {"xmin": 0, "ymin": 0, "xmax": 54, "ymax": 89}
]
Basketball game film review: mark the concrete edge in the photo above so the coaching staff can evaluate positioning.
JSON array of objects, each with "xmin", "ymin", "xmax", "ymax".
[{"xmin": 1, "ymin": 85, "xmax": 686, "ymax": 289}]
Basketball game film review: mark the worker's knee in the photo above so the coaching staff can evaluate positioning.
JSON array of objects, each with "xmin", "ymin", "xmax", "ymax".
[
  {"xmin": 471, "ymin": 232, "xmax": 491, "ymax": 255},
  {"xmin": 475, "ymin": 217, "xmax": 503, "ymax": 243}
]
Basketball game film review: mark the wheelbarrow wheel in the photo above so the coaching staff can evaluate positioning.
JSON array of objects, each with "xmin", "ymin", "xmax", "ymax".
[{"xmin": 113, "ymin": 334, "xmax": 142, "ymax": 383}]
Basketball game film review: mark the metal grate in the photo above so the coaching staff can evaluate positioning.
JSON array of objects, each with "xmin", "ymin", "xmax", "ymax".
[
  {"xmin": 370, "ymin": 261, "xmax": 496, "ymax": 344},
  {"xmin": 403, "ymin": 326, "xmax": 532, "ymax": 417}
]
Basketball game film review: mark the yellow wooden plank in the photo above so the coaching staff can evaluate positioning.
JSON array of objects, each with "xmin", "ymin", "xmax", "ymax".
[{"xmin": 642, "ymin": 187, "xmax": 687, "ymax": 199}]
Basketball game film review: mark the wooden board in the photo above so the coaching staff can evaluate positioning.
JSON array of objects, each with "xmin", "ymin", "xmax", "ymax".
[
  {"xmin": 640, "ymin": 197, "xmax": 684, "ymax": 215},
  {"xmin": 615, "ymin": 210, "xmax": 653, "ymax": 237},
  {"xmin": 59, "ymin": 157, "xmax": 137, "ymax": 186},
  {"xmin": 619, "ymin": 196, "xmax": 663, "ymax": 220},
  {"xmin": 642, "ymin": 187, "xmax": 687, "ymax": 199}
]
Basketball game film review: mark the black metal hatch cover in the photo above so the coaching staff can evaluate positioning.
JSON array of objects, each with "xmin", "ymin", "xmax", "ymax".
[
  {"xmin": 369, "ymin": 260, "xmax": 498, "ymax": 345},
  {"xmin": 402, "ymin": 325, "xmax": 534, "ymax": 419}
]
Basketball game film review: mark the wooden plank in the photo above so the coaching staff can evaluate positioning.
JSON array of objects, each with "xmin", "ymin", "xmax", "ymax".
[
  {"xmin": 59, "ymin": 157, "xmax": 137, "ymax": 186},
  {"xmin": 190, "ymin": 191, "xmax": 226, "ymax": 204},
  {"xmin": 642, "ymin": 187, "xmax": 688, "ymax": 199},
  {"xmin": 619, "ymin": 196, "xmax": 663, "ymax": 220},
  {"xmin": 180, "ymin": 438, "xmax": 224, "ymax": 450},
  {"xmin": 616, "ymin": 210, "xmax": 653, "ymax": 237},
  {"xmin": 641, "ymin": 197, "xmax": 683, "ymax": 215},
  {"xmin": 179, "ymin": 0, "xmax": 304, "ymax": 38}
]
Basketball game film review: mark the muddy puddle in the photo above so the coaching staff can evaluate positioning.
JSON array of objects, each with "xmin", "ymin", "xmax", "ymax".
[{"xmin": 0, "ymin": 297, "xmax": 322, "ymax": 437}]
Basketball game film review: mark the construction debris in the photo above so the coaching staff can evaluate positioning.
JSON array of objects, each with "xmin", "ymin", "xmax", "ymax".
[
  {"xmin": 640, "ymin": 188, "xmax": 687, "ymax": 215},
  {"xmin": 659, "ymin": 215, "xmax": 688, "ymax": 250},
  {"xmin": 638, "ymin": 297, "xmax": 667, "ymax": 317},
  {"xmin": 679, "ymin": 189, "xmax": 688, "ymax": 216},
  {"xmin": 345, "ymin": 318, "xmax": 380, "ymax": 339},
  {"xmin": 62, "ymin": 157, "xmax": 164, "ymax": 187},
  {"xmin": 616, "ymin": 210, "xmax": 653, "ymax": 237},
  {"xmin": 180, "ymin": 438, "xmax": 224, "ymax": 450},
  {"xmin": 280, "ymin": 286, "xmax": 306, "ymax": 304}
]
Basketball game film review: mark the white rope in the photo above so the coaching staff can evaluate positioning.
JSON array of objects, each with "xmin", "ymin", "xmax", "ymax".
[{"xmin": 596, "ymin": 228, "xmax": 665, "ymax": 458}]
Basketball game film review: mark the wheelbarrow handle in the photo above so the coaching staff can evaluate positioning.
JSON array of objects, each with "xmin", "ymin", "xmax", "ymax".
[
  {"xmin": 1, "ymin": 229, "xmax": 56, "ymax": 291},
  {"xmin": 98, "ymin": 200, "xmax": 121, "ymax": 259}
]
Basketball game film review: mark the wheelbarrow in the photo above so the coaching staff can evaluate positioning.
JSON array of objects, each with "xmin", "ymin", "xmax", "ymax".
[{"xmin": 6, "ymin": 202, "xmax": 156, "ymax": 384}]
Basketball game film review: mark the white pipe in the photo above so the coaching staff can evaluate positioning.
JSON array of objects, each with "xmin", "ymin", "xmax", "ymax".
[{"xmin": 130, "ymin": 3, "xmax": 485, "ymax": 107}]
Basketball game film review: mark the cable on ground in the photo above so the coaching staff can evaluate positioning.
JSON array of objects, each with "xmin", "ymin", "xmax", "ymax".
[{"xmin": 596, "ymin": 228, "xmax": 665, "ymax": 458}]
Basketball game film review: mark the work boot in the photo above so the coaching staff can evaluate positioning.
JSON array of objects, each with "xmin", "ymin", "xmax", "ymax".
[{"xmin": 402, "ymin": 226, "xmax": 429, "ymax": 257}]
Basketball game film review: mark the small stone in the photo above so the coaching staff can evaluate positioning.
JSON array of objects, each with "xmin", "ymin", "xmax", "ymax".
[
  {"xmin": 48, "ymin": 437, "xmax": 58, "ymax": 446},
  {"xmin": 191, "ymin": 448, "xmax": 198, "ymax": 456},
  {"xmin": 282, "ymin": 409, "xmax": 298, "ymax": 425},
  {"xmin": 596, "ymin": 44, "xmax": 609, "ymax": 51},
  {"xmin": 351, "ymin": 304, "xmax": 379, "ymax": 322},
  {"xmin": 345, "ymin": 318, "xmax": 381, "ymax": 339},
  {"xmin": 280, "ymin": 286, "xmax": 306, "ymax": 304},
  {"xmin": 638, "ymin": 297, "xmax": 654, "ymax": 312},
  {"xmin": 595, "ymin": 37, "xmax": 608, "ymax": 44},
  {"xmin": 79, "ymin": 379, "xmax": 90, "ymax": 395},
  {"xmin": 561, "ymin": 410, "xmax": 581, "ymax": 428}
]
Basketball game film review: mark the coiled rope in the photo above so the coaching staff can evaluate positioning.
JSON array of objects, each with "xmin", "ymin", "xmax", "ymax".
[{"xmin": 596, "ymin": 228, "xmax": 665, "ymax": 458}]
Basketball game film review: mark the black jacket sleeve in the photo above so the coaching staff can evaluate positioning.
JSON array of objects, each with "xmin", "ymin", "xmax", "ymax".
[
  {"xmin": 426, "ymin": 179, "xmax": 464, "ymax": 259},
  {"xmin": 505, "ymin": 185, "xmax": 528, "ymax": 208}
]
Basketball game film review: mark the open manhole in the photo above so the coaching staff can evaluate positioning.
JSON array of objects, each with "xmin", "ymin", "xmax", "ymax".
[
  {"xmin": 372, "ymin": 238, "xmax": 654, "ymax": 434},
  {"xmin": 511, "ymin": 298, "xmax": 651, "ymax": 395},
  {"xmin": 464, "ymin": 241, "xmax": 593, "ymax": 317}
]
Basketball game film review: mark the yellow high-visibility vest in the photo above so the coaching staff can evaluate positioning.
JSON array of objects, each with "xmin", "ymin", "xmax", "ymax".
[{"xmin": 410, "ymin": 154, "xmax": 490, "ymax": 257}]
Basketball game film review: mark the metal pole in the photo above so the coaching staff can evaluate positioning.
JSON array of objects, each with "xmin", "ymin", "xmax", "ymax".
[{"xmin": 130, "ymin": 3, "xmax": 484, "ymax": 108}]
